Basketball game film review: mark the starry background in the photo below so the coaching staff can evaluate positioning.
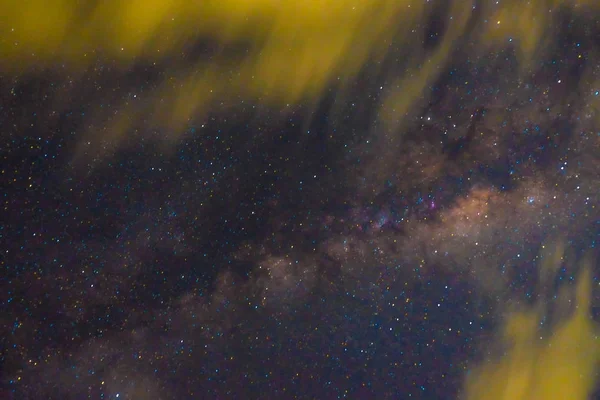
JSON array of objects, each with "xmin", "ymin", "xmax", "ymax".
[{"xmin": 1, "ymin": 1, "xmax": 600, "ymax": 399}]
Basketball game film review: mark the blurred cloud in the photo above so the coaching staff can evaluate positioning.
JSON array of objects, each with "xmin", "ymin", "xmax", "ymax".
[
  {"xmin": 3, "ymin": 0, "xmax": 600, "ymax": 154},
  {"xmin": 463, "ymin": 245, "xmax": 600, "ymax": 400}
]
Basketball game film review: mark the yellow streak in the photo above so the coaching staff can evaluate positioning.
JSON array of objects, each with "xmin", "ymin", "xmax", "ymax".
[
  {"xmin": 464, "ymin": 249, "xmax": 600, "ymax": 400},
  {"xmin": 2, "ymin": 1, "xmax": 600, "ymax": 151}
]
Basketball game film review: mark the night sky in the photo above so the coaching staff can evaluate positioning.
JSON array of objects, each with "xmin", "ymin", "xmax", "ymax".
[{"xmin": 2, "ymin": 1, "xmax": 600, "ymax": 399}]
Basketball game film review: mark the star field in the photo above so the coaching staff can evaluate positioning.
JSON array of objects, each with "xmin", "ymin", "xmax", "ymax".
[{"xmin": 2, "ymin": 2, "xmax": 600, "ymax": 400}]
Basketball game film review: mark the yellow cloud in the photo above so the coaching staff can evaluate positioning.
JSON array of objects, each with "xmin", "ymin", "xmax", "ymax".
[
  {"xmin": 464, "ymin": 248, "xmax": 600, "ymax": 400},
  {"xmin": 4, "ymin": 0, "xmax": 599, "ymax": 154}
]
